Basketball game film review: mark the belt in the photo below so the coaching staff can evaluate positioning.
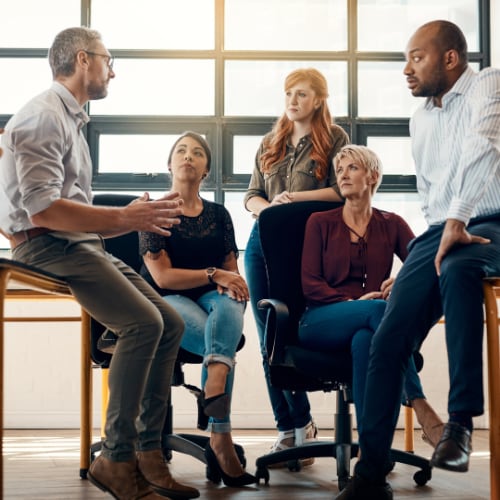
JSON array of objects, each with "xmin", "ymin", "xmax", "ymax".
[{"xmin": 10, "ymin": 227, "xmax": 52, "ymax": 250}]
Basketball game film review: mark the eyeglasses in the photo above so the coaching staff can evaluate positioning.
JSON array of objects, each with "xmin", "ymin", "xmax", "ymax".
[{"xmin": 83, "ymin": 50, "xmax": 114, "ymax": 70}]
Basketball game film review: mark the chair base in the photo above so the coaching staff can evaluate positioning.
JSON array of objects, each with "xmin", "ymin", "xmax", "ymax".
[
  {"xmin": 255, "ymin": 441, "xmax": 358, "ymax": 490},
  {"xmin": 255, "ymin": 442, "xmax": 432, "ymax": 489},
  {"xmin": 162, "ymin": 433, "xmax": 209, "ymax": 464}
]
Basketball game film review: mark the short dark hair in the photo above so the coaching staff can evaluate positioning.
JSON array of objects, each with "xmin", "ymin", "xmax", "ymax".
[
  {"xmin": 167, "ymin": 131, "xmax": 212, "ymax": 172},
  {"xmin": 425, "ymin": 20, "xmax": 468, "ymax": 64}
]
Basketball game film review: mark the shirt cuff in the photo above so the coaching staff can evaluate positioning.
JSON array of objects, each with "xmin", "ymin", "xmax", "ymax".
[{"xmin": 447, "ymin": 196, "xmax": 474, "ymax": 225}]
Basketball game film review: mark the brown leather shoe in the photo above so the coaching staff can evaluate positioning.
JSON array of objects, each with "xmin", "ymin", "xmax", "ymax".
[
  {"xmin": 88, "ymin": 455, "xmax": 165, "ymax": 499},
  {"xmin": 137, "ymin": 449, "xmax": 200, "ymax": 499},
  {"xmin": 430, "ymin": 422, "xmax": 472, "ymax": 472}
]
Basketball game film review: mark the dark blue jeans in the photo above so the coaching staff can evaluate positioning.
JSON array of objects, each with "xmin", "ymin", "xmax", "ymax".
[
  {"xmin": 355, "ymin": 215, "xmax": 500, "ymax": 482},
  {"xmin": 298, "ymin": 299, "xmax": 424, "ymax": 435},
  {"xmin": 244, "ymin": 222, "xmax": 312, "ymax": 431}
]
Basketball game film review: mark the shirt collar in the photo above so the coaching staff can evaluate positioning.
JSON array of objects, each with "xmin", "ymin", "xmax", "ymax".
[
  {"xmin": 51, "ymin": 81, "xmax": 90, "ymax": 127},
  {"xmin": 423, "ymin": 65, "xmax": 476, "ymax": 111}
]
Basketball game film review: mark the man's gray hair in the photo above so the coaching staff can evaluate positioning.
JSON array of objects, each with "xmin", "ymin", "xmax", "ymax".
[{"xmin": 48, "ymin": 27, "xmax": 102, "ymax": 78}]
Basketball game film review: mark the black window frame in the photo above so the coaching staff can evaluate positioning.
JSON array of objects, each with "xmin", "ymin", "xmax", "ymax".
[{"xmin": 0, "ymin": 0, "xmax": 491, "ymax": 202}]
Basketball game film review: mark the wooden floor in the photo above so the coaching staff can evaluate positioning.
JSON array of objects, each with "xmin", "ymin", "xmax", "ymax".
[{"xmin": 3, "ymin": 428, "xmax": 491, "ymax": 499}]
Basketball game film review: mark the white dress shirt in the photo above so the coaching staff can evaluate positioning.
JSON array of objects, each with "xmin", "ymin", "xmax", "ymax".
[{"xmin": 410, "ymin": 66, "xmax": 500, "ymax": 225}]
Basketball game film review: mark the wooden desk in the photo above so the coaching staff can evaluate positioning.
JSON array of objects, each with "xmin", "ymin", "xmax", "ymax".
[{"xmin": 0, "ymin": 260, "xmax": 92, "ymax": 500}]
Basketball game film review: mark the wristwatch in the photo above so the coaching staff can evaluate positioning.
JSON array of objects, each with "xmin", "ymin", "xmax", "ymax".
[{"xmin": 206, "ymin": 267, "xmax": 217, "ymax": 284}]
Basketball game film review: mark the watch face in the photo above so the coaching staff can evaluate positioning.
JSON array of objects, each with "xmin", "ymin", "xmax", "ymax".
[{"xmin": 207, "ymin": 267, "xmax": 216, "ymax": 282}]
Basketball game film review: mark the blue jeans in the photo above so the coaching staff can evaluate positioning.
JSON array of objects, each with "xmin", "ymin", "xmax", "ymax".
[
  {"xmin": 298, "ymin": 299, "xmax": 424, "ymax": 435},
  {"xmin": 163, "ymin": 290, "xmax": 245, "ymax": 433},
  {"xmin": 244, "ymin": 222, "xmax": 312, "ymax": 431},
  {"xmin": 355, "ymin": 215, "xmax": 500, "ymax": 483}
]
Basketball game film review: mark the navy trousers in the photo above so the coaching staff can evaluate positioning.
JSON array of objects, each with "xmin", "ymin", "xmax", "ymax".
[{"xmin": 355, "ymin": 214, "xmax": 500, "ymax": 482}]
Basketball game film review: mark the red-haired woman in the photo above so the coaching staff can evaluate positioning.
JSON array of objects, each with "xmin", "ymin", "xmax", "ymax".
[{"xmin": 244, "ymin": 68, "xmax": 349, "ymax": 463}]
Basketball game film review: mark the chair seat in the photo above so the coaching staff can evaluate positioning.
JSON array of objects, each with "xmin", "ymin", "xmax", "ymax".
[
  {"xmin": 0, "ymin": 257, "xmax": 70, "ymax": 295},
  {"xmin": 285, "ymin": 345, "xmax": 352, "ymax": 391}
]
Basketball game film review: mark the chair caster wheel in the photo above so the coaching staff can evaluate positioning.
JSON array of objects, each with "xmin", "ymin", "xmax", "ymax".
[
  {"xmin": 413, "ymin": 467, "xmax": 432, "ymax": 486},
  {"xmin": 286, "ymin": 459, "xmax": 301, "ymax": 472},
  {"xmin": 255, "ymin": 466, "xmax": 270, "ymax": 484}
]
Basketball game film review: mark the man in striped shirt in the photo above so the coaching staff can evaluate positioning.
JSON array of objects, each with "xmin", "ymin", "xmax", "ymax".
[{"xmin": 337, "ymin": 20, "xmax": 500, "ymax": 500}]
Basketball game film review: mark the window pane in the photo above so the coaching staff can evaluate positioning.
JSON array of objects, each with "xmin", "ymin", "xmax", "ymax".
[
  {"xmin": 225, "ymin": 0, "xmax": 347, "ymax": 51},
  {"xmin": 367, "ymin": 137, "xmax": 414, "ymax": 175},
  {"xmin": 358, "ymin": 61, "xmax": 423, "ymax": 118},
  {"xmin": 0, "ymin": 59, "xmax": 52, "ymax": 114},
  {"xmin": 358, "ymin": 0, "xmax": 479, "ymax": 52},
  {"xmin": 372, "ymin": 192, "xmax": 426, "ymax": 237},
  {"xmin": 233, "ymin": 136, "xmax": 264, "ymax": 174},
  {"xmin": 0, "ymin": 1, "xmax": 80, "ymax": 48},
  {"xmin": 0, "ymin": 235, "xmax": 9, "ymax": 250},
  {"xmin": 225, "ymin": 61, "xmax": 347, "ymax": 117},
  {"xmin": 224, "ymin": 192, "xmax": 254, "ymax": 250},
  {"xmin": 91, "ymin": 0, "xmax": 214, "ymax": 50},
  {"xmin": 99, "ymin": 135, "xmax": 178, "ymax": 174},
  {"xmin": 89, "ymin": 59, "xmax": 215, "ymax": 115}
]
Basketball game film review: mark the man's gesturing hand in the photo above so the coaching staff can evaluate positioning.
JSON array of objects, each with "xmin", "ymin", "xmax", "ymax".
[{"xmin": 125, "ymin": 191, "xmax": 184, "ymax": 236}]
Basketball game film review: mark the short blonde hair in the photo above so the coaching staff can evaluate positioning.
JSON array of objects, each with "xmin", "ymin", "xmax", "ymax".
[{"xmin": 333, "ymin": 145, "xmax": 383, "ymax": 194}]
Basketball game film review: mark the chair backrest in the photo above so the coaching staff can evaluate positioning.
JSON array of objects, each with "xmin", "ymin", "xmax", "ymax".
[
  {"xmin": 92, "ymin": 193, "xmax": 142, "ymax": 272},
  {"xmin": 258, "ymin": 201, "xmax": 355, "ymax": 391},
  {"xmin": 90, "ymin": 193, "xmax": 141, "ymax": 366},
  {"xmin": 259, "ymin": 200, "xmax": 342, "ymax": 342},
  {"xmin": 89, "ymin": 193, "xmax": 226, "ymax": 371}
]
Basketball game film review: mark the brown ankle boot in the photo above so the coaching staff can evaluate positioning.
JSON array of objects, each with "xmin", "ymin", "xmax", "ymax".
[
  {"xmin": 137, "ymin": 449, "xmax": 200, "ymax": 499},
  {"xmin": 88, "ymin": 455, "xmax": 164, "ymax": 499}
]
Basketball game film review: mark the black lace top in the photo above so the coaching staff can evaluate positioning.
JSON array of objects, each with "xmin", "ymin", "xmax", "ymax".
[{"xmin": 138, "ymin": 198, "xmax": 239, "ymax": 300}]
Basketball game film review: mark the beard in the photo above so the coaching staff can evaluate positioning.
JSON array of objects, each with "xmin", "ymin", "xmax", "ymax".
[
  {"xmin": 412, "ymin": 67, "xmax": 447, "ymax": 98},
  {"xmin": 87, "ymin": 81, "xmax": 108, "ymax": 101}
]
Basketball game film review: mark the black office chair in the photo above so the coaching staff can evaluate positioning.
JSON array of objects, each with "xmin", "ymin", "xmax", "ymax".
[
  {"xmin": 253, "ymin": 201, "xmax": 432, "ymax": 490},
  {"xmin": 89, "ymin": 193, "xmax": 247, "ymax": 475}
]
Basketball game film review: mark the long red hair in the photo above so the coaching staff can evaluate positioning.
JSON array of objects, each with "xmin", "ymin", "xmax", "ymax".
[{"xmin": 260, "ymin": 68, "xmax": 334, "ymax": 181}]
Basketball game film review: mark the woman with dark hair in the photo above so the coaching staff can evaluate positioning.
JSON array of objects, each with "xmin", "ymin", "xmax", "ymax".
[
  {"xmin": 139, "ymin": 132, "xmax": 256, "ymax": 487},
  {"xmin": 244, "ymin": 68, "xmax": 349, "ymax": 462}
]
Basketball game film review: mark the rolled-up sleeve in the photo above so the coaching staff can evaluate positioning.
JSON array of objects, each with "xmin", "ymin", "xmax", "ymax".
[{"xmin": 13, "ymin": 110, "xmax": 66, "ymax": 217}]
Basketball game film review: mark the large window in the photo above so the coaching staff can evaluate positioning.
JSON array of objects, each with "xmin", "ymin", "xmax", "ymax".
[{"xmin": 0, "ymin": 0, "xmax": 491, "ymax": 248}]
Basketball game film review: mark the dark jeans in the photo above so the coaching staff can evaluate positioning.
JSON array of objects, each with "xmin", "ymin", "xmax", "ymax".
[
  {"xmin": 244, "ymin": 222, "xmax": 312, "ymax": 431},
  {"xmin": 298, "ymin": 299, "xmax": 424, "ymax": 435},
  {"xmin": 355, "ymin": 215, "xmax": 500, "ymax": 482}
]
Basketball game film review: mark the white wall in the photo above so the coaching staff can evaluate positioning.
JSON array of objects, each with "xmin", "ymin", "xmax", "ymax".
[
  {"xmin": 3, "ymin": 5, "xmax": 500, "ymax": 430},
  {"xmin": 2, "ymin": 254, "xmax": 492, "ymax": 431}
]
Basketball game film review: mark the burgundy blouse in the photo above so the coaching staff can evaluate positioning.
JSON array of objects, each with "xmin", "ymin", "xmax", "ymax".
[{"xmin": 301, "ymin": 207, "xmax": 415, "ymax": 305}]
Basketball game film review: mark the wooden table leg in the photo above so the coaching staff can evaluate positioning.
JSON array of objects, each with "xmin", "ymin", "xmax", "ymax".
[{"xmin": 80, "ymin": 309, "xmax": 92, "ymax": 479}]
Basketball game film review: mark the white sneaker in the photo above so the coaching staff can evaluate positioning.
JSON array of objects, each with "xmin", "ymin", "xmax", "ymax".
[
  {"xmin": 295, "ymin": 419, "xmax": 318, "ymax": 446},
  {"xmin": 267, "ymin": 429, "xmax": 294, "ymax": 469},
  {"xmin": 294, "ymin": 420, "xmax": 318, "ymax": 467}
]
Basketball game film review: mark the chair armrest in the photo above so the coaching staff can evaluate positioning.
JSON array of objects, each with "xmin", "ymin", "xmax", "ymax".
[{"xmin": 257, "ymin": 298, "xmax": 290, "ymax": 366}]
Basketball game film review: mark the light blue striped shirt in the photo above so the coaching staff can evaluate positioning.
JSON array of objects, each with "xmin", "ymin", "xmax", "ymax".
[{"xmin": 410, "ymin": 66, "xmax": 500, "ymax": 225}]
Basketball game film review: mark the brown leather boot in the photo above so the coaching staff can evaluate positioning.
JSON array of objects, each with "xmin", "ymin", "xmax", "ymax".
[
  {"xmin": 88, "ymin": 455, "xmax": 165, "ymax": 499},
  {"xmin": 137, "ymin": 449, "xmax": 200, "ymax": 499}
]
